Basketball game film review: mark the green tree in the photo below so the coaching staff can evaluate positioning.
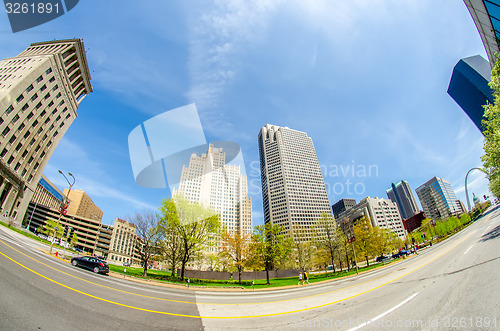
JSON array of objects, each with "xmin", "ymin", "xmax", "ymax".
[
  {"xmin": 371, "ymin": 227, "xmax": 398, "ymax": 257},
  {"xmin": 69, "ymin": 233, "xmax": 78, "ymax": 249},
  {"xmin": 219, "ymin": 230, "xmax": 252, "ymax": 283},
  {"xmin": 353, "ymin": 216, "xmax": 375, "ymax": 266},
  {"xmin": 38, "ymin": 219, "xmax": 63, "ymax": 242},
  {"xmin": 252, "ymin": 223, "xmax": 293, "ymax": 284},
  {"xmin": 313, "ymin": 213, "xmax": 341, "ymax": 273},
  {"xmin": 158, "ymin": 198, "xmax": 183, "ymax": 277},
  {"xmin": 482, "ymin": 55, "xmax": 500, "ymax": 198},
  {"xmin": 290, "ymin": 223, "xmax": 316, "ymax": 272},
  {"xmin": 159, "ymin": 196, "xmax": 221, "ymax": 280}
]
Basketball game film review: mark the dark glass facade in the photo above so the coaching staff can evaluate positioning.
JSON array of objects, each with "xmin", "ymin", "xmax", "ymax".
[{"xmin": 447, "ymin": 55, "xmax": 493, "ymax": 133}]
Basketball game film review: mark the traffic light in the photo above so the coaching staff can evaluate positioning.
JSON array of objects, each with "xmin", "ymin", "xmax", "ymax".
[
  {"xmin": 484, "ymin": 195, "xmax": 488, "ymax": 200},
  {"xmin": 63, "ymin": 226, "xmax": 68, "ymax": 238}
]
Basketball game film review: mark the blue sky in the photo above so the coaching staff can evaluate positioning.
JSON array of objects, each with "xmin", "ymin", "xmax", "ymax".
[{"xmin": 0, "ymin": 0, "xmax": 491, "ymax": 226}]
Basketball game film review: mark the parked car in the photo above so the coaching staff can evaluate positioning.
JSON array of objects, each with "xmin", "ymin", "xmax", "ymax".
[
  {"xmin": 71, "ymin": 256, "xmax": 109, "ymax": 274},
  {"xmin": 392, "ymin": 250, "xmax": 410, "ymax": 258},
  {"xmin": 74, "ymin": 248, "xmax": 83, "ymax": 253},
  {"xmin": 376, "ymin": 255, "xmax": 391, "ymax": 263},
  {"xmin": 123, "ymin": 262, "xmax": 131, "ymax": 267}
]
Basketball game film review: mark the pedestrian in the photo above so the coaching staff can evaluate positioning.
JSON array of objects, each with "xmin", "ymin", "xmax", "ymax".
[
  {"xmin": 304, "ymin": 271, "xmax": 309, "ymax": 285},
  {"xmin": 298, "ymin": 272, "xmax": 303, "ymax": 285}
]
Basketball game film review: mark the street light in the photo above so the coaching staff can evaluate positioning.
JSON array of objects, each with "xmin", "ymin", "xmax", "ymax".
[{"xmin": 49, "ymin": 170, "xmax": 75, "ymax": 255}]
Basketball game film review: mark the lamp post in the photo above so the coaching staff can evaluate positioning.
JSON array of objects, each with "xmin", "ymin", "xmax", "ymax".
[{"xmin": 49, "ymin": 170, "xmax": 75, "ymax": 255}]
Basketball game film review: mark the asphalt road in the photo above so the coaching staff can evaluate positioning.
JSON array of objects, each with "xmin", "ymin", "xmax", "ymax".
[{"xmin": 0, "ymin": 206, "xmax": 499, "ymax": 330}]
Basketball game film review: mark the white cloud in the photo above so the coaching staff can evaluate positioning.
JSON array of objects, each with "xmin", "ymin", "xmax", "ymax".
[{"xmin": 186, "ymin": 0, "xmax": 284, "ymax": 135}]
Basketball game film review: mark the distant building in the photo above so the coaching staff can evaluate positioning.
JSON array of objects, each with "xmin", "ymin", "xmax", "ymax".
[
  {"xmin": 337, "ymin": 197, "xmax": 406, "ymax": 239},
  {"xmin": 0, "ymin": 39, "xmax": 92, "ymax": 226},
  {"xmin": 415, "ymin": 177, "xmax": 463, "ymax": 220},
  {"xmin": 403, "ymin": 211, "xmax": 425, "ymax": 233},
  {"xmin": 31, "ymin": 174, "xmax": 64, "ymax": 210},
  {"xmin": 107, "ymin": 218, "xmax": 139, "ymax": 266},
  {"xmin": 386, "ymin": 180, "xmax": 420, "ymax": 220},
  {"xmin": 172, "ymin": 143, "xmax": 253, "ymax": 235},
  {"xmin": 332, "ymin": 198, "xmax": 356, "ymax": 219},
  {"xmin": 447, "ymin": 55, "xmax": 493, "ymax": 133},
  {"xmin": 63, "ymin": 189, "xmax": 103, "ymax": 222},
  {"xmin": 25, "ymin": 202, "xmax": 106, "ymax": 254},
  {"xmin": 259, "ymin": 124, "xmax": 332, "ymax": 241}
]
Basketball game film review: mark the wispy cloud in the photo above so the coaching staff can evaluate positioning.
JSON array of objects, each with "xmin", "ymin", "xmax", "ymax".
[{"xmin": 186, "ymin": 0, "xmax": 284, "ymax": 136}]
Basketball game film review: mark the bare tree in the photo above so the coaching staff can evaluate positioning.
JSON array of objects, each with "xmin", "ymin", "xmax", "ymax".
[{"xmin": 129, "ymin": 212, "xmax": 164, "ymax": 277}]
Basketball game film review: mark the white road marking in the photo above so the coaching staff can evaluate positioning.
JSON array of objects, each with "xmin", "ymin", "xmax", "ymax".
[
  {"xmin": 464, "ymin": 245, "xmax": 473, "ymax": 255},
  {"xmin": 346, "ymin": 293, "xmax": 419, "ymax": 331},
  {"xmin": 481, "ymin": 226, "xmax": 490, "ymax": 236}
]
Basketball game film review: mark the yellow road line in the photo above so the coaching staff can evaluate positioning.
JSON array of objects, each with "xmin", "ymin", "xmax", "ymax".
[{"xmin": 0, "ymin": 229, "xmax": 476, "ymax": 319}]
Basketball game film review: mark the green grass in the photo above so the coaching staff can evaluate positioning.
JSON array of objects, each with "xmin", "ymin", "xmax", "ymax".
[
  {"xmin": 109, "ymin": 261, "xmax": 392, "ymax": 289},
  {"xmin": 0, "ymin": 219, "xmax": 77, "ymax": 253}
]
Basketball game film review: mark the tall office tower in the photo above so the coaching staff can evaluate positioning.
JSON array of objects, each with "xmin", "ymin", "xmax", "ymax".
[
  {"xmin": 448, "ymin": 55, "xmax": 493, "ymax": 133},
  {"xmin": 63, "ymin": 189, "xmax": 103, "ymax": 221},
  {"xmin": 386, "ymin": 180, "xmax": 420, "ymax": 220},
  {"xmin": 0, "ymin": 39, "xmax": 92, "ymax": 226},
  {"xmin": 332, "ymin": 198, "xmax": 356, "ymax": 219},
  {"xmin": 172, "ymin": 143, "xmax": 253, "ymax": 235},
  {"xmin": 416, "ymin": 177, "xmax": 462, "ymax": 220},
  {"xmin": 258, "ymin": 124, "xmax": 332, "ymax": 241}
]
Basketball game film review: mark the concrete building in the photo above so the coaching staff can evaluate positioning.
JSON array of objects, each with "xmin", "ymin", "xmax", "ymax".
[
  {"xmin": 415, "ymin": 177, "xmax": 463, "ymax": 220},
  {"xmin": 0, "ymin": 39, "xmax": 92, "ymax": 226},
  {"xmin": 63, "ymin": 189, "xmax": 103, "ymax": 222},
  {"xmin": 30, "ymin": 174, "xmax": 64, "ymax": 211},
  {"xmin": 172, "ymin": 143, "xmax": 253, "ymax": 235},
  {"xmin": 447, "ymin": 55, "xmax": 493, "ymax": 133},
  {"xmin": 107, "ymin": 218, "xmax": 139, "ymax": 266},
  {"xmin": 258, "ymin": 124, "xmax": 332, "ymax": 241},
  {"xmin": 386, "ymin": 180, "xmax": 420, "ymax": 220},
  {"xmin": 332, "ymin": 198, "xmax": 356, "ymax": 219},
  {"xmin": 337, "ymin": 197, "xmax": 406, "ymax": 239}
]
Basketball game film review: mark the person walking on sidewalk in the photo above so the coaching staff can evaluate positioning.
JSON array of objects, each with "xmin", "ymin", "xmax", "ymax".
[
  {"xmin": 304, "ymin": 270, "xmax": 309, "ymax": 285},
  {"xmin": 298, "ymin": 272, "xmax": 303, "ymax": 285}
]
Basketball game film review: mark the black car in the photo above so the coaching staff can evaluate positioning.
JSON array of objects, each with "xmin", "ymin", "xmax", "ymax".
[{"xmin": 71, "ymin": 256, "xmax": 109, "ymax": 274}]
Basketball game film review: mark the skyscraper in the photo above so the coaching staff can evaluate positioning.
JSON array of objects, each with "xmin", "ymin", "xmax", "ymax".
[
  {"xmin": 63, "ymin": 189, "xmax": 103, "ymax": 222},
  {"xmin": 447, "ymin": 55, "xmax": 493, "ymax": 133},
  {"xmin": 258, "ymin": 124, "xmax": 332, "ymax": 241},
  {"xmin": 332, "ymin": 198, "xmax": 356, "ymax": 219},
  {"xmin": 0, "ymin": 39, "xmax": 92, "ymax": 226},
  {"xmin": 172, "ymin": 143, "xmax": 252, "ymax": 235},
  {"xmin": 386, "ymin": 180, "xmax": 419, "ymax": 220},
  {"xmin": 416, "ymin": 177, "xmax": 463, "ymax": 220}
]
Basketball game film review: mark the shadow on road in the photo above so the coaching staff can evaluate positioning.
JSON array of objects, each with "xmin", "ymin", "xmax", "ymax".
[{"xmin": 480, "ymin": 225, "xmax": 500, "ymax": 242}]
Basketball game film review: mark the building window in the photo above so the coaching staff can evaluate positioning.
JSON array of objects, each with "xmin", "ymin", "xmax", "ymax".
[
  {"xmin": 45, "ymin": 68, "xmax": 52, "ymax": 74},
  {"xmin": 49, "ymin": 77, "xmax": 55, "ymax": 83},
  {"xmin": 47, "ymin": 101, "xmax": 54, "ymax": 107},
  {"xmin": 21, "ymin": 103, "xmax": 28, "ymax": 111},
  {"xmin": 35, "ymin": 102, "xmax": 42, "ymax": 109},
  {"xmin": 26, "ymin": 84, "xmax": 33, "ymax": 92},
  {"xmin": 5, "ymin": 105, "xmax": 13, "ymax": 114},
  {"xmin": 7, "ymin": 156, "xmax": 14, "ymax": 165},
  {"xmin": 52, "ymin": 85, "xmax": 58, "ymax": 91},
  {"xmin": 21, "ymin": 150, "xmax": 27, "ymax": 158},
  {"xmin": 15, "ymin": 143, "xmax": 21, "ymax": 151},
  {"xmin": 44, "ymin": 93, "xmax": 50, "ymax": 100},
  {"xmin": 21, "ymin": 169, "xmax": 26, "ymax": 177},
  {"xmin": 16, "ymin": 94, "xmax": 24, "ymax": 103},
  {"xmin": 12, "ymin": 114, "xmax": 19, "ymax": 123},
  {"xmin": 31, "ymin": 93, "xmax": 38, "ymax": 101},
  {"xmin": 2, "ymin": 127, "xmax": 10, "ymax": 136},
  {"xmin": 8, "ymin": 135, "xmax": 16, "ymax": 144},
  {"xmin": 0, "ymin": 148, "xmax": 7, "ymax": 158},
  {"xmin": 40, "ymin": 84, "xmax": 47, "ymax": 91},
  {"xmin": 36, "ymin": 75, "xmax": 43, "ymax": 83},
  {"xmin": 27, "ymin": 112, "xmax": 34, "ymax": 119},
  {"xmin": 14, "ymin": 162, "xmax": 20, "ymax": 171},
  {"xmin": 27, "ymin": 174, "xmax": 33, "ymax": 183},
  {"xmin": 23, "ymin": 130, "xmax": 30, "ymax": 139}
]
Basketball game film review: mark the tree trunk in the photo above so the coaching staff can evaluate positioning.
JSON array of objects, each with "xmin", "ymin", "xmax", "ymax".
[
  {"xmin": 265, "ymin": 260, "xmax": 270, "ymax": 285},
  {"xmin": 365, "ymin": 255, "xmax": 369, "ymax": 267},
  {"xmin": 143, "ymin": 257, "xmax": 148, "ymax": 277},
  {"xmin": 345, "ymin": 251, "xmax": 350, "ymax": 271}
]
